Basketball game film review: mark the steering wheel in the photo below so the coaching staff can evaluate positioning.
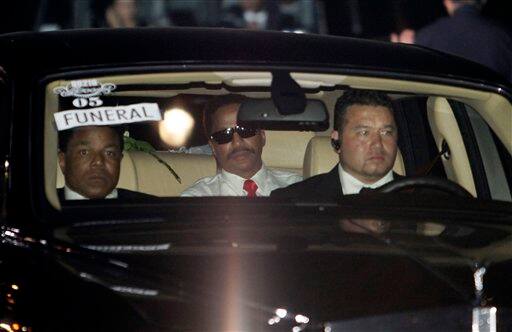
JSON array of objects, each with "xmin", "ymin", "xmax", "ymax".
[{"xmin": 377, "ymin": 176, "xmax": 473, "ymax": 198}]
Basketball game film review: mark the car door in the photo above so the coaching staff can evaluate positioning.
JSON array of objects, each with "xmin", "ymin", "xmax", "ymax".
[{"xmin": 0, "ymin": 66, "xmax": 10, "ymax": 217}]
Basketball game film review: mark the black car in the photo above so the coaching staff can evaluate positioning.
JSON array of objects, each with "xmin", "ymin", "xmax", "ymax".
[{"xmin": 1, "ymin": 28, "xmax": 512, "ymax": 331}]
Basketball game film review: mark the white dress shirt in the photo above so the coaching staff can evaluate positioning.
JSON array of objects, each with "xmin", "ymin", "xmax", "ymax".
[
  {"xmin": 64, "ymin": 185, "xmax": 118, "ymax": 200},
  {"xmin": 181, "ymin": 165, "xmax": 302, "ymax": 197},
  {"xmin": 338, "ymin": 164, "xmax": 394, "ymax": 195}
]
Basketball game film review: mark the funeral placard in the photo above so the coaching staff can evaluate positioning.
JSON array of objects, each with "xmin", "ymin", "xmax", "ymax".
[{"xmin": 54, "ymin": 103, "xmax": 162, "ymax": 131}]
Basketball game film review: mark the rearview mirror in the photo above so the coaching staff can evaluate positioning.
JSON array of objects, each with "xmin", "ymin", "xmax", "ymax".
[{"xmin": 238, "ymin": 99, "xmax": 329, "ymax": 131}]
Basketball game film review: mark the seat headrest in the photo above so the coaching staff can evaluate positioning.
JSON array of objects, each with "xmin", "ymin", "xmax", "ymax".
[
  {"xmin": 262, "ymin": 130, "xmax": 315, "ymax": 173},
  {"xmin": 426, "ymin": 96, "xmax": 476, "ymax": 196},
  {"xmin": 130, "ymin": 151, "xmax": 216, "ymax": 196}
]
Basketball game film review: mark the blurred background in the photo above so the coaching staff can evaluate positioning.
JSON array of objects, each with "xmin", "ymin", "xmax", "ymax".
[
  {"xmin": 1, "ymin": 0, "xmax": 510, "ymax": 84},
  {"xmin": 0, "ymin": 0, "xmax": 509, "ymax": 40}
]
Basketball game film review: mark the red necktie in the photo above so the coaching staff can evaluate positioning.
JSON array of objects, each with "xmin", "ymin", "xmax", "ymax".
[{"xmin": 243, "ymin": 179, "xmax": 258, "ymax": 198}]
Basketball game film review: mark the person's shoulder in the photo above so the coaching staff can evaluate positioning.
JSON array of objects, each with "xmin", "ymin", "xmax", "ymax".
[
  {"xmin": 393, "ymin": 172, "xmax": 405, "ymax": 180},
  {"xmin": 180, "ymin": 173, "xmax": 221, "ymax": 197},
  {"xmin": 267, "ymin": 168, "xmax": 302, "ymax": 182},
  {"xmin": 57, "ymin": 187, "xmax": 65, "ymax": 201},
  {"xmin": 270, "ymin": 171, "xmax": 331, "ymax": 198},
  {"xmin": 416, "ymin": 16, "xmax": 453, "ymax": 43},
  {"xmin": 267, "ymin": 168, "xmax": 299, "ymax": 176},
  {"xmin": 117, "ymin": 188, "xmax": 155, "ymax": 199}
]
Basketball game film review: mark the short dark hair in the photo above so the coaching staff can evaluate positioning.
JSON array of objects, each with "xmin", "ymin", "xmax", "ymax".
[
  {"xmin": 58, "ymin": 126, "xmax": 124, "ymax": 153},
  {"xmin": 333, "ymin": 89, "xmax": 395, "ymax": 133},
  {"xmin": 203, "ymin": 94, "xmax": 248, "ymax": 137}
]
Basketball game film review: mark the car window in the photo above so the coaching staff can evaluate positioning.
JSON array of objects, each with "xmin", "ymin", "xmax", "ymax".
[
  {"xmin": 43, "ymin": 70, "xmax": 512, "ymax": 210},
  {"xmin": 453, "ymin": 101, "xmax": 512, "ymax": 201}
]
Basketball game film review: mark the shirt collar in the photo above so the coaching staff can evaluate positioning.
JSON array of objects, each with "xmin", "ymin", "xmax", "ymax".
[
  {"xmin": 338, "ymin": 164, "xmax": 394, "ymax": 195},
  {"xmin": 220, "ymin": 165, "xmax": 266, "ymax": 193},
  {"xmin": 64, "ymin": 185, "xmax": 118, "ymax": 200}
]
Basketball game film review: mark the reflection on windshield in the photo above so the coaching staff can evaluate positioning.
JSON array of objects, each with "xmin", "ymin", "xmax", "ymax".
[{"xmin": 49, "ymin": 211, "xmax": 512, "ymax": 330}]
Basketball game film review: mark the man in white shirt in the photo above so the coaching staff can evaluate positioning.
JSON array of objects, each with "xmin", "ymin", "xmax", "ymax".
[
  {"xmin": 272, "ymin": 88, "xmax": 400, "ymax": 199},
  {"xmin": 181, "ymin": 94, "xmax": 302, "ymax": 197}
]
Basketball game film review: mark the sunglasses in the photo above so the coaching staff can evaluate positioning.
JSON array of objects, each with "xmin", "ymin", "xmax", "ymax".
[{"xmin": 209, "ymin": 125, "xmax": 258, "ymax": 144}]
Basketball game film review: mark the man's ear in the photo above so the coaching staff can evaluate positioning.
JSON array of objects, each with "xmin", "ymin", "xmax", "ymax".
[
  {"xmin": 260, "ymin": 129, "xmax": 266, "ymax": 147},
  {"xmin": 208, "ymin": 140, "xmax": 221, "ymax": 171},
  {"xmin": 58, "ymin": 152, "xmax": 66, "ymax": 174}
]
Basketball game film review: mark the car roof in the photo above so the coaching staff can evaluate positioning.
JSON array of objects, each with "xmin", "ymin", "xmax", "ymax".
[{"xmin": 0, "ymin": 27, "xmax": 508, "ymax": 87}]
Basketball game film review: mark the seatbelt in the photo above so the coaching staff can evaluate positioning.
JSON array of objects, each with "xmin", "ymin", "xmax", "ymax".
[{"xmin": 415, "ymin": 140, "xmax": 450, "ymax": 176}]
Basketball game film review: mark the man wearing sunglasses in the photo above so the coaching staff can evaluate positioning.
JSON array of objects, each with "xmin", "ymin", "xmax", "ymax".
[{"xmin": 181, "ymin": 94, "xmax": 302, "ymax": 197}]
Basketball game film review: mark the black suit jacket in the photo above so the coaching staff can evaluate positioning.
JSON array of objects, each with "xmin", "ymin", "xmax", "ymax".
[
  {"xmin": 57, "ymin": 187, "xmax": 154, "ymax": 202},
  {"xmin": 415, "ymin": 5, "xmax": 512, "ymax": 82},
  {"xmin": 271, "ymin": 165, "xmax": 403, "ymax": 200}
]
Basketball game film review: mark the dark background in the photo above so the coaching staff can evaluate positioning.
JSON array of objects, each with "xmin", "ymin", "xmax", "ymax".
[
  {"xmin": 0, "ymin": 0, "xmax": 510, "ymax": 38},
  {"xmin": 324, "ymin": 0, "xmax": 510, "ymax": 40}
]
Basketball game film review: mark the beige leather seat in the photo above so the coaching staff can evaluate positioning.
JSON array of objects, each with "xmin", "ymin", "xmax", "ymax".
[
  {"xmin": 56, "ymin": 151, "xmax": 217, "ymax": 197},
  {"xmin": 56, "ymin": 130, "xmax": 314, "ymax": 197},
  {"xmin": 426, "ymin": 97, "xmax": 476, "ymax": 196},
  {"xmin": 128, "ymin": 151, "xmax": 217, "ymax": 196},
  {"xmin": 303, "ymin": 136, "xmax": 406, "ymax": 178},
  {"xmin": 262, "ymin": 130, "xmax": 315, "ymax": 174}
]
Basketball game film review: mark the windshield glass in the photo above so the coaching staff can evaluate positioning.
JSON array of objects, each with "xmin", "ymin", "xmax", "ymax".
[
  {"xmin": 45, "ymin": 70, "xmax": 512, "ymax": 206},
  {"xmin": 49, "ymin": 197, "xmax": 512, "ymax": 330}
]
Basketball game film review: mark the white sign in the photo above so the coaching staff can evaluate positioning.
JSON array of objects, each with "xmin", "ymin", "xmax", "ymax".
[{"xmin": 54, "ymin": 103, "xmax": 162, "ymax": 131}]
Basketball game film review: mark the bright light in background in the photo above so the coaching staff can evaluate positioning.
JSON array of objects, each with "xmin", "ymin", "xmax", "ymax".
[
  {"xmin": 267, "ymin": 316, "xmax": 281, "ymax": 326},
  {"xmin": 295, "ymin": 314, "xmax": 309, "ymax": 324},
  {"xmin": 0, "ymin": 323, "xmax": 14, "ymax": 332},
  {"xmin": 275, "ymin": 308, "xmax": 287, "ymax": 318},
  {"xmin": 158, "ymin": 107, "xmax": 195, "ymax": 148}
]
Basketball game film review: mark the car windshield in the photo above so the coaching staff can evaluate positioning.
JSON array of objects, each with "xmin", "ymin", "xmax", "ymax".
[{"xmin": 45, "ymin": 70, "xmax": 512, "ymax": 203}]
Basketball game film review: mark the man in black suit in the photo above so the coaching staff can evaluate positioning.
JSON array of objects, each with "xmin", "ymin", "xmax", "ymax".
[
  {"xmin": 57, "ymin": 125, "xmax": 152, "ymax": 201},
  {"xmin": 272, "ymin": 89, "xmax": 400, "ymax": 200},
  {"xmin": 391, "ymin": 0, "xmax": 512, "ymax": 82}
]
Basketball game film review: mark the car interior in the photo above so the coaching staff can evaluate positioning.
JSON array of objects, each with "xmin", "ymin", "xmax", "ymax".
[{"xmin": 43, "ymin": 71, "xmax": 512, "ymax": 209}]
